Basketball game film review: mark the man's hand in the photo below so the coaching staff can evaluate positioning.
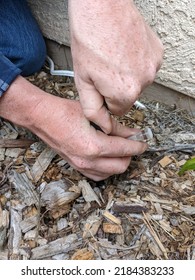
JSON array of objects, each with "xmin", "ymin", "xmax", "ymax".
[
  {"xmin": 69, "ymin": 0, "xmax": 164, "ymax": 133},
  {"xmin": 0, "ymin": 76, "xmax": 147, "ymax": 181},
  {"xmin": 32, "ymin": 98, "xmax": 147, "ymax": 181}
]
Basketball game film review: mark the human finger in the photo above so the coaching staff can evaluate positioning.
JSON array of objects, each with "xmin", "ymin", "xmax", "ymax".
[
  {"xmin": 77, "ymin": 156, "xmax": 132, "ymax": 181},
  {"xmin": 94, "ymin": 73, "xmax": 141, "ymax": 116},
  {"xmin": 95, "ymin": 131, "xmax": 148, "ymax": 157},
  {"xmin": 75, "ymin": 75, "xmax": 112, "ymax": 134}
]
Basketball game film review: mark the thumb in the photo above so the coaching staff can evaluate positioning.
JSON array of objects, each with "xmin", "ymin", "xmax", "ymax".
[{"xmin": 76, "ymin": 79, "xmax": 112, "ymax": 134}]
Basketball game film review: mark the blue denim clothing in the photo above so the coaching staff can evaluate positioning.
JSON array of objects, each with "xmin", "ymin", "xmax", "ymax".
[{"xmin": 0, "ymin": 0, "xmax": 46, "ymax": 96}]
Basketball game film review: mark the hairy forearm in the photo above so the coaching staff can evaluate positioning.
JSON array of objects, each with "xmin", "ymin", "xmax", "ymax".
[{"xmin": 0, "ymin": 76, "xmax": 50, "ymax": 130}]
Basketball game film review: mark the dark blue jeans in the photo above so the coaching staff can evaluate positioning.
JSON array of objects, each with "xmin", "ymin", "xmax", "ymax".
[{"xmin": 0, "ymin": 0, "xmax": 46, "ymax": 96}]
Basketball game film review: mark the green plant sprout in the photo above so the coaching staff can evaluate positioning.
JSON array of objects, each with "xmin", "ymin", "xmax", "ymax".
[{"xmin": 178, "ymin": 157, "xmax": 195, "ymax": 176}]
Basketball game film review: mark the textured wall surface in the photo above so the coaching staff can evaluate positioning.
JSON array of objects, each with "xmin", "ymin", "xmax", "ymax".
[
  {"xmin": 28, "ymin": 0, "xmax": 195, "ymax": 98},
  {"xmin": 134, "ymin": 0, "xmax": 195, "ymax": 98},
  {"xmin": 27, "ymin": 0, "xmax": 70, "ymax": 46}
]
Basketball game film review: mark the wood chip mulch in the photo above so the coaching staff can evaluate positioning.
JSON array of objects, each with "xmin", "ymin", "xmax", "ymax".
[{"xmin": 0, "ymin": 69, "xmax": 194, "ymax": 260}]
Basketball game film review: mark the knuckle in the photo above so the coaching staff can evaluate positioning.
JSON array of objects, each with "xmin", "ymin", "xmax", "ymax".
[
  {"xmin": 85, "ymin": 143, "xmax": 101, "ymax": 158},
  {"xmin": 73, "ymin": 157, "xmax": 90, "ymax": 170},
  {"xmin": 127, "ymin": 82, "xmax": 142, "ymax": 101},
  {"xmin": 73, "ymin": 144, "xmax": 101, "ymax": 170},
  {"xmin": 84, "ymin": 108, "xmax": 97, "ymax": 121},
  {"xmin": 117, "ymin": 81, "xmax": 142, "ymax": 109}
]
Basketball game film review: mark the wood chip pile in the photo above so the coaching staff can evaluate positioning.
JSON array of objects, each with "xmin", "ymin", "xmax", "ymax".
[{"xmin": 0, "ymin": 70, "xmax": 194, "ymax": 260}]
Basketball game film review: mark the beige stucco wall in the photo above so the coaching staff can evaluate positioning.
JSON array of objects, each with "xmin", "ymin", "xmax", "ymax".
[
  {"xmin": 134, "ymin": 0, "xmax": 195, "ymax": 99},
  {"xmin": 28, "ymin": 0, "xmax": 195, "ymax": 99},
  {"xmin": 28, "ymin": 0, "xmax": 70, "ymax": 46}
]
